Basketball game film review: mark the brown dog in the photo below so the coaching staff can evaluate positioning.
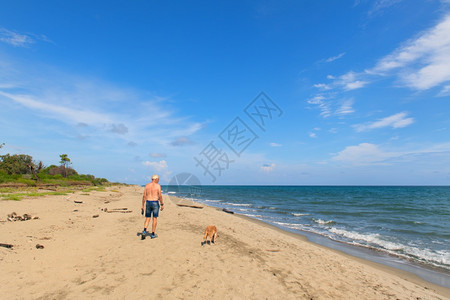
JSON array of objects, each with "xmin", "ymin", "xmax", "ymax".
[{"xmin": 202, "ymin": 225, "xmax": 218, "ymax": 245}]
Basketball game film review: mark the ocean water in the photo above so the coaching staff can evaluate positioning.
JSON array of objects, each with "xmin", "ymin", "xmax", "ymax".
[{"xmin": 163, "ymin": 185, "xmax": 450, "ymax": 284}]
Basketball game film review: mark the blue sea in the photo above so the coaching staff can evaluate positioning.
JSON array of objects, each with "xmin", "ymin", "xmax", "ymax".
[{"xmin": 162, "ymin": 185, "xmax": 450, "ymax": 287}]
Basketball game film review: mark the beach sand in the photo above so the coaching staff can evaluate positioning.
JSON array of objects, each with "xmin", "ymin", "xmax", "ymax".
[{"xmin": 1, "ymin": 185, "xmax": 449, "ymax": 299}]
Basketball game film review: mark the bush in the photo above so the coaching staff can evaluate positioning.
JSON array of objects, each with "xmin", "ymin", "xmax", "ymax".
[
  {"xmin": 45, "ymin": 165, "xmax": 77, "ymax": 177},
  {"xmin": 0, "ymin": 154, "xmax": 33, "ymax": 175},
  {"xmin": 17, "ymin": 177, "xmax": 36, "ymax": 186},
  {"xmin": 91, "ymin": 177, "xmax": 109, "ymax": 186},
  {"xmin": 0, "ymin": 171, "xmax": 20, "ymax": 183}
]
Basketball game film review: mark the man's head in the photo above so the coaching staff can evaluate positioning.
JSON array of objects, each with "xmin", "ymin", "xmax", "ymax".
[{"xmin": 151, "ymin": 174, "xmax": 159, "ymax": 182}]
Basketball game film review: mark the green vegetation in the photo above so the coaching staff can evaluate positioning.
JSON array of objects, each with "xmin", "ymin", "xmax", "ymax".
[
  {"xmin": 0, "ymin": 148, "xmax": 110, "ymax": 187},
  {"xmin": 81, "ymin": 186, "xmax": 107, "ymax": 193},
  {"xmin": 0, "ymin": 189, "xmax": 75, "ymax": 201}
]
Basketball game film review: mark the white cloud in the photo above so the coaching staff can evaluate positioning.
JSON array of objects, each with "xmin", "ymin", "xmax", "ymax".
[
  {"xmin": 261, "ymin": 163, "xmax": 276, "ymax": 172},
  {"xmin": 0, "ymin": 28, "xmax": 34, "ymax": 47},
  {"xmin": 338, "ymin": 71, "xmax": 369, "ymax": 91},
  {"xmin": 269, "ymin": 142, "xmax": 282, "ymax": 147},
  {"xmin": 438, "ymin": 84, "xmax": 450, "ymax": 96},
  {"xmin": 325, "ymin": 52, "xmax": 345, "ymax": 63},
  {"xmin": 344, "ymin": 80, "xmax": 368, "ymax": 90},
  {"xmin": 169, "ymin": 122, "xmax": 205, "ymax": 137},
  {"xmin": 307, "ymin": 95, "xmax": 332, "ymax": 117},
  {"xmin": 336, "ymin": 99, "xmax": 355, "ymax": 115},
  {"xmin": 0, "ymin": 91, "xmax": 112, "ymax": 125},
  {"xmin": 0, "ymin": 28, "xmax": 52, "ymax": 48},
  {"xmin": 143, "ymin": 160, "xmax": 168, "ymax": 172},
  {"xmin": 368, "ymin": 0, "xmax": 403, "ymax": 16},
  {"xmin": 332, "ymin": 142, "xmax": 450, "ymax": 166},
  {"xmin": 353, "ymin": 112, "xmax": 414, "ymax": 132},
  {"xmin": 332, "ymin": 143, "xmax": 394, "ymax": 165},
  {"xmin": 143, "ymin": 160, "xmax": 172, "ymax": 182},
  {"xmin": 311, "ymin": 72, "xmax": 367, "ymax": 107},
  {"xmin": 329, "ymin": 128, "xmax": 338, "ymax": 134},
  {"xmin": 313, "ymin": 83, "xmax": 331, "ymax": 90},
  {"xmin": 307, "ymin": 95, "xmax": 355, "ymax": 118},
  {"xmin": 307, "ymin": 95, "xmax": 325, "ymax": 104},
  {"xmin": 308, "ymin": 72, "xmax": 365, "ymax": 117},
  {"xmin": 309, "ymin": 132, "xmax": 317, "ymax": 138},
  {"xmin": 372, "ymin": 14, "xmax": 450, "ymax": 90}
]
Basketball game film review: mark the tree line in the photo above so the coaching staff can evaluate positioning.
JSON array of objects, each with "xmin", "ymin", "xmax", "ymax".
[{"xmin": 0, "ymin": 144, "xmax": 108, "ymax": 186}]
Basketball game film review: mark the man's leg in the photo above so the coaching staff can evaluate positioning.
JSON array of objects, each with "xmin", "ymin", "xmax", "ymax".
[
  {"xmin": 141, "ymin": 217, "xmax": 151, "ymax": 240},
  {"xmin": 152, "ymin": 217, "xmax": 157, "ymax": 233},
  {"xmin": 144, "ymin": 218, "xmax": 150, "ymax": 231}
]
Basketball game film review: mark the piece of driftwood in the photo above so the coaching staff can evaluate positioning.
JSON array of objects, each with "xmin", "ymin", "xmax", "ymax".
[
  {"xmin": 0, "ymin": 243, "xmax": 13, "ymax": 249},
  {"xmin": 7, "ymin": 212, "xmax": 39, "ymax": 222},
  {"xmin": 176, "ymin": 204, "xmax": 203, "ymax": 209},
  {"xmin": 106, "ymin": 210, "xmax": 132, "ymax": 213},
  {"xmin": 92, "ymin": 214, "xmax": 99, "ymax": 218},
  {"xmin": 74, "ymin": 200, "xmax": 83, "ymax": 204},
  {"xmin": 103, "ymin": 208, "xmax": 128, "ymax": 212},
  {"xmin": 222, "ymin": 208, "xmax": 234, "ymax": 214},
  {"xmin": 35, "ymin": 244, "xmax": 44, "ymax": 249}
]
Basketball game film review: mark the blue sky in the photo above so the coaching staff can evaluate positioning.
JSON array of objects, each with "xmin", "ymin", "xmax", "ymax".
[{"xmin": 1, "ymin": 0, "xmax": 449, "ymax": 185}]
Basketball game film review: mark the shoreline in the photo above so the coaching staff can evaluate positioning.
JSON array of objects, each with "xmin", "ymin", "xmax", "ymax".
[
  {"xmin": 234, "ymin": 209, "xmax": 450, "ymax": 289},
  {"xmin": 1, "ymin": 185, "xmax": 449, "ymax": 299},
  {"xmin": 169, "ymin": 194, "xmax": 450, "ymax": 297},
  {"xmin": 165, "ymin": 186, "xmax": 450, "ymax": 288}
]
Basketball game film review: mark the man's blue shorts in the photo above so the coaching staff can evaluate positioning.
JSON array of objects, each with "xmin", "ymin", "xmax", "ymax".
[{"xmin": 145, "ymin": 200, "xmax": 160, "ymax": 218}]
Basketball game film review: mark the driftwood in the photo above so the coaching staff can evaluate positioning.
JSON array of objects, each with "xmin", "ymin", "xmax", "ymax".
[
  {"xmin": 35, "ymin": 244, "xmax": 44, "ymax": 249},
  {"xmin": 7, "ymin": 212, "xmax": 39, "ymax": 222},
  {"xmin": 104, "ymin": 208, "xmax": 128, "ymax": 211},
  {"xmin": 74, "ymin": 200, "xmax": 83, "ymax": 204},
  {"xmin": 222, "ymin": 208, "xmax": 234, "ymax": 214},
  {"xmin": 0, "ymin": 243, "xmax": 13, "ymax": 249},
  {"xmin": 176, "ymin": 204, "xmax": 203, "ymax": 209},
  {"xmin": 102, "ymin": 208, "xmax": 131, "ymax": 213},
  {"xmin": 92, "ymin": 214, "xmax": 99, "ymax": 218}
]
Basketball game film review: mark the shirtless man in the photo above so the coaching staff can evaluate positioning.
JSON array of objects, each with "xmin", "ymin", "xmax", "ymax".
[{"xmin": 141, "ymin": 174, "xmax": 164, "ymax": 239}]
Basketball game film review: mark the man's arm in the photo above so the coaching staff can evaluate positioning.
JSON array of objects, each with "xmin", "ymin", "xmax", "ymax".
[
  {"xmin": 142, "ymin": 186, "xmax": 147, "ymax": 209},
  {"xmin": 158, "ymin": 185, "xmax": 164, "ymax": 210}
]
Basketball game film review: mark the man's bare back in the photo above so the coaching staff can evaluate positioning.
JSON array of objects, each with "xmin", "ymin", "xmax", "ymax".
[{"xmin": 143, "ymin": 181, "xmax": 162, "ymax": 201}]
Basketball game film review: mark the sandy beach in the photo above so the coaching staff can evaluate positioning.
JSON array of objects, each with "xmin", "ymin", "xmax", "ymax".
[{"xmin": 1, "ymin": 185, "xmax": 449, "ymax": 299}]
